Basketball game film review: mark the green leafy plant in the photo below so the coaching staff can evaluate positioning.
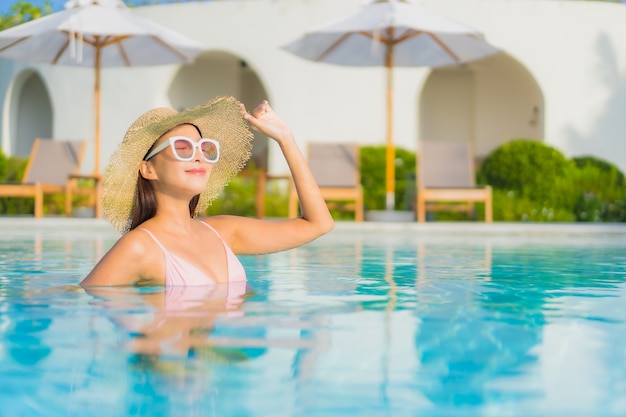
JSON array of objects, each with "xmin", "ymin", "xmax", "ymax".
[
  {"xmin": 570, "ymin": 156, "xmax": 626, "ymax": 222},
  {"xmin": 478, "ymin": 139, "xmax": 577, "ymax": 208},
  {"xmin": 0, "ymin": 150, "xmax": 33, "ymax": 214},
  {"xmin": 205, "ymin": 169, "xmax": 288, "ymax": 218},
  {"xmin": 478, "ymin": 139, "xmax": 578, "ymax": 221},
  {"xmin": 478, "ymin": 140, "xmax": 626, "ymax": 222},
  {"xmin": 491, "ymin": 189, "xmax": 576, "ymax": 222},
  {"xmin": 360, "ymin": 145, "xmax": 416, "ymax": 211}
]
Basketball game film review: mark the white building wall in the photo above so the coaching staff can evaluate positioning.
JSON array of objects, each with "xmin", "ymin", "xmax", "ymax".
[
  {"xmin": 439, "ymin": 0, "xmax": 626, "ymax": 167},
  {"xmin": 473, "ymin": 53, "xmax": 544, "ymax": 155},
  {"xmin": 0, "ymin": 0, "xmax": 624, "ymax": 174}
]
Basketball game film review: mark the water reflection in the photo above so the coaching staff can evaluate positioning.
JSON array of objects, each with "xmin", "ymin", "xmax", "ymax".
[
  {"xmin": 1, "ymin": 226, "xmax": 625, "ymax": 416},
  {"xmin": 411, "ymin": 240, "xmax": 626, "ymax": 414},
  {"xmin": 81, "ymin": 282, "xmax": 330, "ymax": 416},
  {"xmin": 86, "ymin": 283, "xmax": 250, "ymax": 358},
  {"xmin": 6, "ymin": 318, "xmax": 53, "ymax": 365},
  {"xmin": 81, "ymin": 284, "xmax": 257, "ymax": 416},
  {"xmin": 298, "ymin": 232, "xmax": 626, "ymax": 415}
]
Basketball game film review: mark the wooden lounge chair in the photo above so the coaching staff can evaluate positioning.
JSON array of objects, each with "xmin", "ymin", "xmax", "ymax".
[
  {"xmin": 250, "ymin": 169, "xmax": 290, "ymax": 219},
  {"xmin": 416, "ymin": 140, "xmax": 492, "ymax": 223},
  {"xmin": 289, "ymin": 142, "xmax": 364, "ymax": 221},
  {"xmin": 0, "ymin": 138, "xmax": 102, "ymax": 218}
]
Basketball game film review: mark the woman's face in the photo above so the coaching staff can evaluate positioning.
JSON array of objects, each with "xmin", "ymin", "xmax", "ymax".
[{"xmin": 144, "ymin": 124, "xmax": 214, "ymax": 196}]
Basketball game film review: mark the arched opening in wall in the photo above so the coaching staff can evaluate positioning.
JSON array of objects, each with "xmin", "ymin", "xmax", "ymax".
[
  {"xmin": 168, "ymin": 50, "xmax": 270, "ymax": 171},
  {"xmin": 5, "ymin": 70, "xmax": 53, "ymax": 157},
  {"xmin": 419, "ymin": 52, "xmax": 544, "ymax": 167}
]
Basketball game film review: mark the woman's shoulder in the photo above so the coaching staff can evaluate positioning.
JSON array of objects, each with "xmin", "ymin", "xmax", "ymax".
[
  {"xmin": 80, "ymin": 227, "xmax": 162, "ymax": 287},
  {"xmin": 199, "ymin": 215, "xmax": 243, "ymax": 245},
  {"xmin": 199, "ymin": 215, "xmax": 238, "ymax": 231},
  {"xmin": 200, "ymin": 214, "xmax": 271, "ymax": 254},
  {"xmin": 113, "ymin": 227, "xmax": 160, "ymax": 257}
]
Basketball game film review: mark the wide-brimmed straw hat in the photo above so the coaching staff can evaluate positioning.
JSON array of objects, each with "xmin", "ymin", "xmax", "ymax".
[{"xmin": 103, "ymin": 96, "xmax": 253, "ymax": 233}]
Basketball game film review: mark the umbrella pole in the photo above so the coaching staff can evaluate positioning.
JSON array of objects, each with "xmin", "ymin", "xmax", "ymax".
[
  {"xmin": 385, "ymin": 46, "xmax": 395, "ymax": 212},
  {"xmin": 94, "ymin": 46, "xmax": 101, "ymax": 175}
]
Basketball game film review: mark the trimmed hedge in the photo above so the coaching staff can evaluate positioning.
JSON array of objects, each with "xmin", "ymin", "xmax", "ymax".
[
  {"xmin": 571, "ymin": 156, "xmax": 626, "ymax": 222},
  {"xmin": 0, "ymin": 149, "xmax": 32, "ymax": 214},
  {"xmin": 360, "ymin": 145, "xmax": 416, "ymax": 211},
  {"xmin": 478, "ymin": 139, "xmax": 626, "ymax": 222},
  {"xmin": 478, "ymin": 139, "xmax": 576, "ymax": 208},
  {"xmin": 206, "ymin": 166, "xmax": 288, "ymax": 218}
]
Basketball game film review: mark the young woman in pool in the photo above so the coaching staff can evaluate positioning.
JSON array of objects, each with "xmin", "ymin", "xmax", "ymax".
[{"xmin": 80, "ymin": 97, "xmax": 334, "ymax": 287}]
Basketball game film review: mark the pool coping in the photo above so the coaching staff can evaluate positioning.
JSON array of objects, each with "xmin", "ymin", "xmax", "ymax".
[{"xmin": 0, "ymin": 217, "xmax": 624, "ymax": 237}]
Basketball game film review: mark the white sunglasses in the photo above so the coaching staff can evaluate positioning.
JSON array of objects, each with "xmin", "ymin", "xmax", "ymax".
[{"xmin": 144, "ymin": 136, "xmax": 220, "ymax": 163}]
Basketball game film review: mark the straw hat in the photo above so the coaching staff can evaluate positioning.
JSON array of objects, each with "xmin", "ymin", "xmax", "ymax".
[{"xmin": 103, "ymin": 96, "xmax": 253, "ymax": 233}]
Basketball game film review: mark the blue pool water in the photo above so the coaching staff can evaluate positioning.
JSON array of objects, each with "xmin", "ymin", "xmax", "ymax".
[{"xmin": 0, "ymin": 220, "xmax": 625, "ymax": 417}]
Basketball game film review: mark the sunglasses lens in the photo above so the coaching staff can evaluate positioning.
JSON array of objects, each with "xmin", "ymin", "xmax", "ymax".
[
  {"xmin": 170, "ymin": 137, "xmax": 219, "ymax": 162},
  {"xmin": 201, "ymin": 140, "xmax": 219, "ymax": 163},
  {"xmin": 173, "ymin": 138, "xmax": 195, "ymax": 159}
]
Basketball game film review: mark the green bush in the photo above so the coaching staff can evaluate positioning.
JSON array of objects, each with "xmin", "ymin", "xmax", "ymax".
[
  {"xmin": 492, "ymin": 189, "xmax": 576, "ymax": 222},
  {"xmin": 571, "ymin": 156, "xmax": 626, "ymax": 222},
  {"xmin": 478, "ymin": 139, "xmax": 577, "ymax": 208},
  {"xmin": 206, "ymin": 175, "xmax": 258, "ymax": 216},
  {"xmin": 0, "ymin": 150, "xmax": 33, "ymax": 215},
  {"xmin": 478, "ymin": 140, "xmax": 626, "ymax": 222},
  {"xmin": 573, "ymin": 155, "xmax": 626, "ymax": 184},
  {"xmin": 360, "ymin": 145, "xmax": 416, "ymax": 211},
  {"xmin": 205, "ymin": 171, "xmax": 288, "ymax": 218},
  {"xmin": 478, "ymin": 139, "xmax": 579, "ymax": 221},
  {"xmin": 0, "ymin": 149, "xmax": 26, "ymax": 181},
  {"xmin": 0, "ymin": 149, "xmax": 6, "ymax": 180}
]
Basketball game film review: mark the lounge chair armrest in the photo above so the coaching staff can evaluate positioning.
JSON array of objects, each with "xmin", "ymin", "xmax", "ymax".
[
  {"xmin": 266, "ymin": 174, "xmax": 291, "ymax": 181},
  {"xmin": 65, "ymin": 174, "xmax": 103, "ymax": 218},
  {"xmin": 67, "ymin": 174, "xmax": 102, "ymax": 182}
]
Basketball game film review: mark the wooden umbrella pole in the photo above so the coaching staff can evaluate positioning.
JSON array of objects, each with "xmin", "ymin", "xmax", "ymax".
[
  {"xmin": 384, "ymin": 39, "xmax": 395, "ymax": 211},
  {"xmin": 94, "ymin": 42, "xmax": 101, "ymax": 175}
]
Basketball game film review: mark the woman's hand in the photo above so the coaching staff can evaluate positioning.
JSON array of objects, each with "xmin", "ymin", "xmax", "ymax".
[{"xmin": 242, "ymin": 100, "xmax": 292, "ymax": 144}]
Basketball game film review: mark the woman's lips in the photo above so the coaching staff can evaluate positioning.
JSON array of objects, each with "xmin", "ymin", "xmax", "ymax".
[{"xmin": 185, "ymin": 167, "xmax": 206, "ymax": 175}]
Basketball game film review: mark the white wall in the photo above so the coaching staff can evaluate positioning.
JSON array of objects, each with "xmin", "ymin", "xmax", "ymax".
[
  {"xmin": 433, "ymin": 0, "xmax": 626, "ymax": 167},
  {"xmin": 1, "ymin": 0, "xmax": 624, "ymax": 175},
  {"xmin": 136, "ymin": 0, "xmax": 626, "ymax": 174},
  {"xmin": 474, "ymin": 53, "xmax": 545, "ymax": 155}
]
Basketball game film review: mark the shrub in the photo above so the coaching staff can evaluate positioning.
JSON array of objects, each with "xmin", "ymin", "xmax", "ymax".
[
  {"xmin": 206, "ymin": 174, "xmax": 260, "ymax": 217},
  {"xmin": 478, "ymin": 139, "xmax": 577, "ymax": 209},
  {"xmin": 570, "ymin": 156, "xmax": 626, "ymax": 222},
  {"xmin": 205, "ymin": 170, "xmax": 288, "ymax": 218},
  {"xmin": 360, "ymin": 145, "xmax": 416, "ymax": 211},
  {"xmin": 0, "ymin": 150, "xmax": 33, "ymax": 215},
  {"xmin": 0, "ymin": 149, "xmax": 6, "ymax": 180},
  {"xmin": 492, "ymin": 189, "xmax": 576, "ymax": 222},
  {"xmin": 0, "ymin": 149, "xmax": 25, "ymax": 181},
  {"xmin": 478, "ymin": 140, "xmax": 626, "ymax": 222},
  {"xmin": 573, "ymin": 155, "xmax": 626, "ymax": 186}
]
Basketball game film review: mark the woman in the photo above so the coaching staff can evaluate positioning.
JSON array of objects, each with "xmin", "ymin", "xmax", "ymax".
[{"xmin": 81, "ymin": 97, "xmax": 334, "ymax": 287}]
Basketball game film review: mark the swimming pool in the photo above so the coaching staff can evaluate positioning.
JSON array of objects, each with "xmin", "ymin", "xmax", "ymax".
[{"xmin": 1, "ymin": 219, "xmax": 625, "ymax": 417}]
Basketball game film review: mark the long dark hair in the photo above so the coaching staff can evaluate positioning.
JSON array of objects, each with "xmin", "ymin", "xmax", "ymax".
[{"xmin": 129, "ymin": 124, "xmax": 203, "ymax": 231}]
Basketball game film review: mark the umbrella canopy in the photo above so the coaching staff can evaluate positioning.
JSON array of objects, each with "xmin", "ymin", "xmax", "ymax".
[
  {"xmin": 0, "ymin": 0, "xmax": 205, "ymax": 174},
  {"xmin": 283, "ymin": 0, "xmax": 500, "ymax": 211}
]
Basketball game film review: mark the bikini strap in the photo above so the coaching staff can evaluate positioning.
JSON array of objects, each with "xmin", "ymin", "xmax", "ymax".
[
  {"xmin": 199, "ymin": 221, "xmax": 224, "ymax": 243},
  {"xmin": 139, "ymin": 228, "xmax": 167, "ymax": 253}
]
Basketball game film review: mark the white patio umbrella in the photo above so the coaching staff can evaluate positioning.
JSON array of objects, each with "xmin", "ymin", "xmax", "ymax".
[
  {"xmin": 283, "ymin": 0, "xmax": 500, "ymax": 211},
  {"xmin": 0, "ymin": 0, "xmax": 205, "ymax": 174}
]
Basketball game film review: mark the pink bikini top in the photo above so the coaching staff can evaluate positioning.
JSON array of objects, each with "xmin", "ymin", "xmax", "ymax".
[{"xmin": 140, "ymin": 221, "xmax": 247, "ymax": 287}]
